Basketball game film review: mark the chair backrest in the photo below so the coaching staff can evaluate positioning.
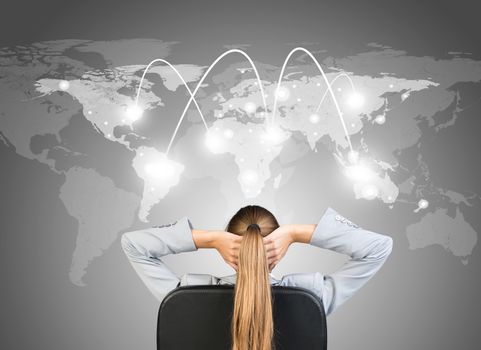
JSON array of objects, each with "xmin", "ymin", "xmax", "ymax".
[{"xmin": 157, "ymin": 285, "xmax": 327, "ymax": 350}]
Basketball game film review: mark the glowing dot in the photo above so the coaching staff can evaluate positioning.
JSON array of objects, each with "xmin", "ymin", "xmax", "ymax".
[
  {"xmin": 263, "ymin": 124, "xmax": 286, "ymax": 144},
  {"xmin": 337, "ymin": 87, "xmax": 342, "ymax": 92},
  {"xmin": 205, "ymin": 131, "xmax": 224, "ymax": 152},
  {"xmin": 389, "ymin": 84, "xmax": 394, "ymax": 88},
  {"xmin": 87, "ymin": 110, "xmax": 93, "ymax": 115},
  {"xmin": 345, "ymin": 165, "xmax": 375, "ymax": 182},
  {"xmin": 223, "ymin": 128, "xmax": 234, "ymax": 138},
  {"xmin": 347, "ymin": 150, "xmax": 359, "ymax": 164},
  {"xmin": 297, "ymin": 97, "xmax": 302, "ymax": 102},
  {"xmin": 309, "ymin": 114, "xmax": 320, "ymax": 124},
  {"xmin": 313, "ymin": 131, "xmax": 318, "ymax": 136},
  {"xmin": 418, "ymin": 199, "xmax": 429, "ymax": 209},
  {"xmin": 126, "ymin": 105, "xmax": 143, "ymax": 121},
  {"xmin": 265, "ymin": 94, "xmax": 269, "ymax": 98},
  {"xmin": 347, "ymin": 92, "xmax": 365, "ymax": 108},
  {"xmin": 241, "ymin": 169, "xmax": 259, "ymax": 185},
  {"xmin": 244, "ymin": 102, "xmax": 256, "ymax": 114},
  {"xmin": 292, "ymin": 84, "xmax": 297, "ymax": 88},
  {"xmin": 240, "ymin": 158, "xmax": 245, "ymax": 162},
  {"xmin": 144, "ymin": 161, "xmax": 175, "ymax": 180},
  {"xmin": 351, "ymin": 123, "xmax": 356, "ymax": 128},
  {"xmin": 150, "ymin": 187, "xmax": 155, "ymax": 191},
  {"xmin": 254, "ymin": 81, "xmax": 258, "ymax": 86},
  {"xmin": 104, "ymin": 121, "xmax": 108, "ymax": 125},
  {"xmin": 275, "ymin": 86, "xmax": 290, "ymax": 101},
  {"xmin": 107, "ymin": 134, "xmax": 111, "ymax": 138},
  {"xmin": 388, "ymin": 195, "xmax": 393, "ymax": 201},
  {"xmin": 140, "ymin": 152, "xmax": 144, "ymax": 156},
  {"xmin": 58, "ymin": 80, "xmax": 70, "ymax": 91},
  {"xmin": 316, "ymin": 82, "xmax": 321, "ymax": 87},
  {"xmin": 362, "ymin": 185, "xmax": 379, "ymax": 200},
  {"xmin": 375, "ymin": 115, "xmax": 386, "ymax": 125},
  {"xmin": 249, "ymin": 129, "xmax": 253, "ymax": 133},
  {"xmin": 229, "ymin": 104, "xmax": 233, "ymax": 108}
]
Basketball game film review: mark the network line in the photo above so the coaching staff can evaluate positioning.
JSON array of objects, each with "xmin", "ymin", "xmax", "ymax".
[
  {"xmin": 165, "ymin": 49, "xmax": 268, "ymax": 156},
  {"xmin": 270, "ymin": 47, "xmax": 354, "ymax": 153},
  {"xmin": 134, "ymin": 58, "xmax": 209, "ymax": 130},
  {"xmin": 134, "ymin": 47, "xmax": 357, "ymax": 156},
  {"xmin": 314, "ymin": 72, "xmax": 356, "ymax": 114}
]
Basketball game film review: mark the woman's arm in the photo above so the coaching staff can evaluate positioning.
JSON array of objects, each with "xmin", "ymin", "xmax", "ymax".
[
  {"xmin": 303, "ymin": 207, "xmax": 393, "ymax": 315},
  {"xmin": 121, "ymin": 218, "xmax": 243, "ymax": 302},
  {"xmin": 120, "ymin": 217, "xmax": 200, "ymax": 302},
  {"xmin": 268, "ymin": 207, "xmax": 393, "ymax": 316}
]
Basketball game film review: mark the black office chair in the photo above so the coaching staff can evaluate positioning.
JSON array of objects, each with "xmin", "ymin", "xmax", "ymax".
[{"xmin": 157, "ymin": 285, "xmax": 327, "ymax": 350}]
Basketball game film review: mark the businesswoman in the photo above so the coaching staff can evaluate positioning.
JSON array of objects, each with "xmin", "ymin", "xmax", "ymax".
[{"xmin": 121, "ymin": 205, "xmax": 393, "ymax": 350}]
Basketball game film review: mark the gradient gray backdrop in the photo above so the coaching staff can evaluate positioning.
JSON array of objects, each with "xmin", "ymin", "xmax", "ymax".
[{"xmin": 1, "ymin": 1, "xmax": 480, "ymax": 349}]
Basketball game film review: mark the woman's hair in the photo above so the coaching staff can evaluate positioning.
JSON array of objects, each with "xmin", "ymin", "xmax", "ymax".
[{"xmin": 225, "ymin": 204, "xmax": 280, "ymax": 350}]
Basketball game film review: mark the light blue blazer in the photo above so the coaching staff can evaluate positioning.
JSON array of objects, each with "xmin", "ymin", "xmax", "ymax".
[{"xmin": 121, "ymin": 207, "xmax": 393, "ymax": 317}]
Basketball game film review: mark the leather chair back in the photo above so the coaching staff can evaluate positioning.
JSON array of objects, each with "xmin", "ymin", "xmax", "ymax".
[{"xmin": 157, "ymin": 285, "xmax": 327, "ymax": 350}]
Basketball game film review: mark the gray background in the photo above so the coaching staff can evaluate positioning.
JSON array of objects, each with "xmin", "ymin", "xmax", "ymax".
[{"xmin": 1, "ymin": 1, "xmax": 481, "ymax": 349}]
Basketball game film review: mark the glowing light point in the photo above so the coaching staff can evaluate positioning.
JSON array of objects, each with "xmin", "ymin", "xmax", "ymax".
[
  {"xmin": 275, "ymin": 86, "xmax": 290, "ymax": 101},
  {"xmin": 292, "ymin": 84, "xmax": 297, "ymax": 88},
  {"xmin": 345, "ymin": 164, "xmax": 375, "ymax": 182},
  {"xmin": 223, "ymin": 128, "xmax": 234, "ymax": 139},
  {"xmin": 241, "ymin": 169, "xmax": 259, "ymax": 185},
  {"xmin": 244, "ymin": 102, "xmax": 257, "ymax": 114},
  {"xmin": 240, "ymin": 157, "xmax": 245, "ymax": 162},
  {"xmin": 107, "ymin": 134, "xmax": 111, "ymax": 138},
  {"xmin": 297, "ymin": 97, "xmax": 302, "ymax": 102},
  {"xmin": 263, "ymin": 124, "xmax": 285, "ymax": 144},
  {"xmin": 351, "ymin": 123, "xmax": 356, "ymax": 128},
  {"xmin": 316, "ymin": 82, "xmax": 321, "ymax": 87},
  {"xmin": 347, "ymin": 92, "xmax": 365, "ymax": 109},
  {"xmin": 87, "ymin": 110, "xmax": 93, "ymax": 115},
  {"xmin": 205, "ymin": 131, "xmax": 224, "ymax": 153},
  {"xmin": 347, "ymin": 150, "xmax": 359, "ymax": 164},
  {"xmin": 362, "ymin": 185, "xmax": 379, "ymax": 200},
  {"xmin": 144, "ymin": 160, "xmax": 175, "ymax": 181},
  {"xmin": 313, "ymin": 131, "xmax": 318, "ymax": 136},
  {"xmin": 140, "ymin": 152, "xmax": 144, "ymax": 156},
  {"xmin": 249, "ymin": 128, "xmax": 253, "ymax": 133},
  {"xmin": 337, "ymin": 87, "xmax": 342, "ymax": 92},
  {"xmin": 309, "ymin": 114, "xmax": 320, "ymax": 124},
  {"xmin": 418, "ymin": 199, "xmax": 429, "ymax": 209},
  {"xmin": 104, "ymin": 121, "xmax": 108, "ymax": 125},
  {"xmin": 58, "ymin": 80, "xmax": 70, "ymax": 91},
  {"xmin": 375, "ymin": 115, "xmax": 386, "ymax": 125},
  {"xmin": 126, "ymin": 104, "xmax": 143, "ymax": 121},
  {"xmin": 229, "ymin": 104, "xmax": 233, "ymax": 108},
  {"xmin": 389, "ymin": 84, "xmax": 394, "ymax": 89}
]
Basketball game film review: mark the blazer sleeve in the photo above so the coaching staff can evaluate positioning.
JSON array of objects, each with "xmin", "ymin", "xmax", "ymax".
[
  {"xmin": 120, "ymin": 216, "xmax": 198, "ymax": 303},
  {"xmin": 305, "ymin": 206, "xmax": 393, "ymax": 316}
]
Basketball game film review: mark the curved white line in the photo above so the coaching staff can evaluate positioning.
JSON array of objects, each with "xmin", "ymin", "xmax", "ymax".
[
  {"xmin": 271, "ymin": 47, "xmax": 354, "ymax": 152},
  {"xmin": 134, "ymin": 58, "xmax": 209, "ymax": 130},
  {"xmin": 166, "ymin": 49, "xmax": 268, "ymax": 156},
  {"xmin": 314, "ymin": 72, "xmax": 356, "ymax": 114}
]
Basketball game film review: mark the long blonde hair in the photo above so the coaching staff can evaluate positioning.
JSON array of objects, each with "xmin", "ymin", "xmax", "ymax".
[{"xmin": 225, "ymin": 205, "xmax": 280, "ymax": 350}]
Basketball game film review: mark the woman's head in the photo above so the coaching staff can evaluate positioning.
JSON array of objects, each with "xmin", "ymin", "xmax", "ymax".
[{"xmin": 226, "ymin": 204, "xmax": 279, "ymax": 350}]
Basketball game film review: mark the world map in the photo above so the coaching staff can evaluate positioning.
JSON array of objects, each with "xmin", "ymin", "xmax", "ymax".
[{"xmin": 0, "ymin": 39, "xmax": 479, "ymax": 287}]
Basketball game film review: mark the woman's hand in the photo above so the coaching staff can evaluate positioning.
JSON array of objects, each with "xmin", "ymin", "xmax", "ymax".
[
  {"xmin": 211, "ymin": 231, "xmax": 243, "ymax": 271},
  {"xmin": 263, "ymin": 225, "xmax": 295, "ymax": 271}
]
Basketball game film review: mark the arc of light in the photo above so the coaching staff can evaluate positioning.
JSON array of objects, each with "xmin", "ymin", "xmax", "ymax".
[
  {"xmin": 314, "ymin": 72, "xmax": 356, "ymax": 114},
  {"xmin": 166, "ymin": 49, "xmax": 268, "ymax": 156},
  {"xmin": 271, "ymin": 47, "xmax": 354, "ymax": 153},
  {"xmin": 134, "ymin": 58, "xmax": 209, "ymax": 130}
]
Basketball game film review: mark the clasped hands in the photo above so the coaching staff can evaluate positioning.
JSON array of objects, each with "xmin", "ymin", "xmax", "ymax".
[{"xmin": 211, "ymin": 225, "xmax": 295, "ymax": 272}]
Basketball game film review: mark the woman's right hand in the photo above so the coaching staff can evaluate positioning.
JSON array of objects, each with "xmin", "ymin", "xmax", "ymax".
[
  {"xmin": 212, "ymin": 231, "xmax": 243, "ymax": 271},
  {"xmin": 262, "ymin": 225, "xmax": 295, "ymax": 271}
]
